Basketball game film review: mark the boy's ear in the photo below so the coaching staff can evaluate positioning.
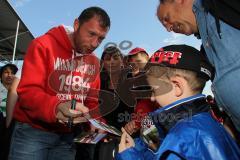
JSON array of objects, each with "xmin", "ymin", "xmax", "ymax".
[{"xmin": 170, "ymin": 76, "xmax": 184, "ymax": 97}]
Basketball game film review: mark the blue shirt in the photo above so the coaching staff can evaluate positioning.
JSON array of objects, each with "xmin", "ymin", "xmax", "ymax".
[{"xmin": 193, "ymin": 0, "xmax": 240, "ymax": 131}]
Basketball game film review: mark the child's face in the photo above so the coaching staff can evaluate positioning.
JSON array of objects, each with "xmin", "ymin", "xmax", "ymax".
[
  {"xmin": 102, "ymin": 53, "xmax": 123, "ymax": 73},
  {"xmin": 128, "ymin": 53, "xmax": 148, "ymax": 71},
  {"xmin": 146, "ymin": 75, "xmax": 174, "ymax": 107}
]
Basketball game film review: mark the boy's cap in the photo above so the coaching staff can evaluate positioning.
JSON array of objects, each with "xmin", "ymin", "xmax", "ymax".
[
  {"xmin": 146, "ymin": 44, "xmax": 214, "ymax": 80},
  {"xmin": 128, "ymin": 47, "xmax": 149, "ymax": 57}
]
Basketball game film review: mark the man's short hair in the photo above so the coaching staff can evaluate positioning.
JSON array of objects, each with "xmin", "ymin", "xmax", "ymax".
[{"xmin": 78, "ymin": 6, "xmax": 110, "ymax": 29}]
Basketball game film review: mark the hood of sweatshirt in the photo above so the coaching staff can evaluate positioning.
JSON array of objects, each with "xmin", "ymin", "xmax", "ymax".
[{"xmin": 46, "ymin": 25, "xmax": 73, "ymax": 53}]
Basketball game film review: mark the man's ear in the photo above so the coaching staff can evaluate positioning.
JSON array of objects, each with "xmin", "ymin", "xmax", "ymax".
[
  {"xmin": 170, "ymin": 76, "xmax": 184, "ymax": 97},
  {"xmin": 74, "ymin": 19, "xmax": 79, "ymax": 32}
]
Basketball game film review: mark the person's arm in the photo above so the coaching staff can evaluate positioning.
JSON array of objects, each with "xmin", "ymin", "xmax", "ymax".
[{"xmin": 6, "ymin": 77, "xmax": 19, "ymax": 128}]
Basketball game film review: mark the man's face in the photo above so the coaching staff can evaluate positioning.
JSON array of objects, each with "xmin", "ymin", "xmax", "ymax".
[
  {"xmin": 1, "ymin": 67, "xmax": 14, "ymax": 85},
  {"xmin": 157, "ymin": 0, "xmax": 198, "ymax": 35},
  {"xmin": 73, "ymin": 16, "xmax": 109, "ymax": 54}
]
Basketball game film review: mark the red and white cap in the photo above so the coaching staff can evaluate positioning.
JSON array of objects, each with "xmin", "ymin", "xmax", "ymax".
[{"xmin": 128, "ymin": 47, "xmax": 149, "ymax": 57}]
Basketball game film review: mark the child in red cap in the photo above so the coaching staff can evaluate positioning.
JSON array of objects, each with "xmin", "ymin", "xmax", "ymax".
[
  {"xmin": 124, "ymin": 47, "xmax": 157, "ymax": 135},
  {"xmin": 126, "ymin": 47, "xmax": 149, "ymax": 76}
]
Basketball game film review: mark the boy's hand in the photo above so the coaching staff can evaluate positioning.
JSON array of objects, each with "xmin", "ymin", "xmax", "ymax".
[
  {"xmin": 124, "ymin": 120, "xmax": 139, "ymax": 135},
  {"xmin": 119, "ymin": 128, "xmax": 135, "ymax": 153}
]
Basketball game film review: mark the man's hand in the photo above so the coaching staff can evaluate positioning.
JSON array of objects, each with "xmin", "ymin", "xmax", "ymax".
[
  {"xmin": 118, "ymin": 128, "xmax": 135, "ymax": 153},
  {"xmin": 56, "ymin": 101, "xmax": 89, "ymax": 124}
]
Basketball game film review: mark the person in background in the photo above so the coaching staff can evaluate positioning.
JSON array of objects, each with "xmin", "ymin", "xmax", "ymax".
[
  {"xmin": 126, "ymin": 47, "xmax": 149, "ymax": 77},
  {"xmin": 6, "ymin": 68, "xmax": 21, "ymax": 128},
  {"xmin": 100, "ymin": 46, "xmax": 134, "ymax": 130},
  {"xmin": 0, "ymin": 64, "xmax": 18, "ymax": 117},
  {"xmin": 123, "ymin": 48, "xmax": 157, "ymax": 135},
  {"xmin": 0, "ymin": 63, "xmax": 18, "ymax": 160}
]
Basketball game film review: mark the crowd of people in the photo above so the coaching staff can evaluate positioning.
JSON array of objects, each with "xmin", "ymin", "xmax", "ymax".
[{"xmin": 0, "ymin": 1, "xmax": 240, "ymax": 159}]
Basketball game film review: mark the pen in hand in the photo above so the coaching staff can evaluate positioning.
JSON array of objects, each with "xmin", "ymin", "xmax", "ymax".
[{"xmin": 67, "ymin": 99, "xmax": 76, "ymax": 128}]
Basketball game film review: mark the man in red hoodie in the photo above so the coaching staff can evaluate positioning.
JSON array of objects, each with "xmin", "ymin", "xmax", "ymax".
[{"xmin": 9, "ymin": 7, "xmax": 110, "ymax": 160}]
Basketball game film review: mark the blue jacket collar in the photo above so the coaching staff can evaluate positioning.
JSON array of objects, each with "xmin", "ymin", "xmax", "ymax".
[
  {"xmin": 151, "ymin": 94, "xmax": 205, "ymax": 115},
  {"xmin": 149, "ymin": 94, "xmax": 209, "ymax": 134}
]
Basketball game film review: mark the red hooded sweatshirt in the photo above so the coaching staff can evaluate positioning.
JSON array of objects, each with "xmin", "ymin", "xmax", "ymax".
[{"xmin": 14, "ymin": 25, "xmax": 102, "ymax": 132}]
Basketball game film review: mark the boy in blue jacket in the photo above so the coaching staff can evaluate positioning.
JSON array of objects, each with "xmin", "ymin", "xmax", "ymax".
[{"xmin": 116, "ymin": 45, "xmax": 240, "ymax": 160}]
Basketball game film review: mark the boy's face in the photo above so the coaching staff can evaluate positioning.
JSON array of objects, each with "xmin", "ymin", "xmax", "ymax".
[
  {"xmin": 128, "ymin": 52, "xmax": 149, "ymax": 72},
  {"xmin": 1, "ymin": 67, "xmax": 15, "ymax": 85},
  {"xmin": 146, "ymin": 75, "xmax": 174, "ymax": 107}
]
